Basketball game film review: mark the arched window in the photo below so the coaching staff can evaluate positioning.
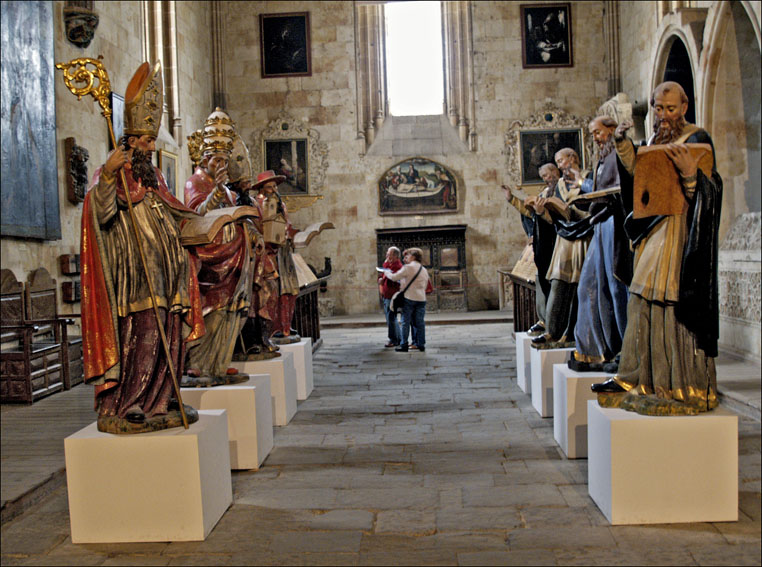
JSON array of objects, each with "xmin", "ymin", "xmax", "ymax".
[
  {"xmin": 355, "ymin": 1, "xmax": 476, "ymax": 152},
  {"xmin": 384, "ymin": 1, "xmax": 444, "ymax": 117},
  {"xmin": 142, "ymin": 0, "xmax": 182, "ymax": 141}
]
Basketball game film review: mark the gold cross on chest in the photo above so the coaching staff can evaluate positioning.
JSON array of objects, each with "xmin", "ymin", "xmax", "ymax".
[{"xmin": 149, "ymin": 197, "xmax": 164, "ymax": 220}]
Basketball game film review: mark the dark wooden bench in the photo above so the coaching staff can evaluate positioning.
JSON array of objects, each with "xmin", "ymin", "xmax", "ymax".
[
  {"xmin": 1, "ymin": 269, "xmax": 65, "ymax": 403},
  {"xmin": 25, "ymin": 268, "xmax": 84, "ymax": 390}
]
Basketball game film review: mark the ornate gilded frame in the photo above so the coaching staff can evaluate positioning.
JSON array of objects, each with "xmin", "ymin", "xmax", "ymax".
[
  {"xmin": 504, "ymin": 103, "xmax": 593, "ymax": 191},
  {"xmin": 250, "ymin": 111, "xmax": 328, "ymax": 212}
]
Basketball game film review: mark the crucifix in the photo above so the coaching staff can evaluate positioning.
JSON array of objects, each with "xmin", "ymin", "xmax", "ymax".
[{"xmin": 149, "ymin": 197, "xmax": 164, "ymax": 220}]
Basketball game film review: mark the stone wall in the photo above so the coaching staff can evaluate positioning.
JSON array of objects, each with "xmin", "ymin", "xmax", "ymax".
[
  {"xmin": 618, "ymin": 1, "xmax": 660, "ymax": 109},
  {"xmin": 224, "ymin": 0, "xmax": 609, "ymax": 315},
  {"xmin": 0, "ymin": 0, "xmax": 213, "ymax": 323}
]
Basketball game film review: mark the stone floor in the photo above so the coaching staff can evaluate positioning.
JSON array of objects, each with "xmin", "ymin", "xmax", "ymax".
[{"xmin": 1, "ymin": 321, "xmax": 760, "ymax": 565}]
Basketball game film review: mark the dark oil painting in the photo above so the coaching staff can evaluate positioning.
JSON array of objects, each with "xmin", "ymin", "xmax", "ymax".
[
  {"xmin": 260, "ymin": 12, "xmax": 312, "ymax": 78},
  {"xmin": 521, "ymin": 3, "xmax": 573, "ymax": 68},
  {"xmin": 520, "ymin": 128, "xmax": 583, "ymax": 185}
]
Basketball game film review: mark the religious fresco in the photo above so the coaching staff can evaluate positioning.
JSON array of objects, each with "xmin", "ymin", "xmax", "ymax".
[{"xmin": 378, "ymin": 158, "xmax": 458, "ymax": 215}]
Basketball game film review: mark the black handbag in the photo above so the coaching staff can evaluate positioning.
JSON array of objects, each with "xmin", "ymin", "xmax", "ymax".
[{"xmin": 391, "ymin": 266, "xmax": 422, "ymax": 314}]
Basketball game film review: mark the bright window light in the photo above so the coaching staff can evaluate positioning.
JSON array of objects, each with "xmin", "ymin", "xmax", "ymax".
[{"xmin": 385, "ymin": 1, "xmax": 444, "ymax": 116}]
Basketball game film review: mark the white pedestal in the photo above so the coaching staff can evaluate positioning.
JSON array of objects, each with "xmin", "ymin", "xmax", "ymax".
[
  {"xmin": 232, "ymin": 352, "xmax": 297, "ymax": 426},
  {"xmin": 64, "ymin": 410, "xmax": 232, "ymax": 543},
  {"xmin": 515, "ymin": 332, "xmax": 532, "ymax": 393},
  {"xmin": 588, "ymin": 401, "xmax": 738, "ymax": 524},
  {"xmin": 276, "ymin": 338, "xmax": 314, "ymax": 400},
  {"xmin": 530, "ymin": 346, "xmax": 573, "ymax": 417},
  {"xmin": 181, "ymin": 375, "xmax": 273, "ymax": 470},
  {"xmin": 553, "ymin": 365, "xmax": 613, "ymax": 458}
]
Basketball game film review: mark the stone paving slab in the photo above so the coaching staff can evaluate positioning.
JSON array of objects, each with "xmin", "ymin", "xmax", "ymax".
[{"xmin": 1, "ymin": 322, "xmax": 760, "ymax": 566}]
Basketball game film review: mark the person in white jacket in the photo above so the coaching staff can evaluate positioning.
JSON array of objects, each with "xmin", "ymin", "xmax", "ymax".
[{"xmin": 384, "ymin": 248, "xmax": 430, "ymax": 352}]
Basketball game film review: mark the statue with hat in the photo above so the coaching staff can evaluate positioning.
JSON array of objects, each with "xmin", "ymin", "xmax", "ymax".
[
  {"xmin": 181, "ymin": 109, "xmax": 261, "ymax": 385},
  {"xmin": 78, "ymin": 61, "xmax": 205, "ymax": 433},
  {"xmin": 250, "ymin": 170, "xmax": 302, "ymax": 345},
  {"xmin": 226, "ymin": 138, "xmax": 282, "ymax": 360}
]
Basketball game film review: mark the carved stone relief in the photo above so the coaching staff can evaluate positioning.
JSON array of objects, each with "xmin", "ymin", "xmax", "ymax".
[
  {"xmin": 719, "ymin": 270, "xmax": 761, "ymax": 323},
  {"xmin": 718, "ymin": 212, "xmax": 761, "ymax": 325},
  {"xmin": 720, "ymin": 212, "xmax": 761, "ymax": 252},
  {"xmin": 250, "ymin": 111, "xmax": 329, "ymax": 212},
  {"xmin": 65, "ymin": 137, "xmax": 89, "ymax": 204},
  {"xmin": 63, "ymin": 1, "xmax": 99, "ymax": 49},
  {"xmin": 503, "ymin": 103, "xmax": 594, "ymax": 189}
]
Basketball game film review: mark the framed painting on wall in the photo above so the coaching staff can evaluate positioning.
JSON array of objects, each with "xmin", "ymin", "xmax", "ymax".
[
  {"xmin": 260, "ymin": 12, "xmax": 312, "ymax": 78},
  {"xmin": 520, "ymin": 3, "xmax": 573, "ymax": 68},
  {"xmin": 519, "ymin": 128, "xmax": 584, "ymax": 185},
  {"xmin": 109, "ymin": 92, "xmax": 124, "ymax": 150},
  {"xmin": 264, "ymin": 138, "xmax": 308, "ymax": 194},
  {"xmin": 158, "ymin": 149, "xmax": 178, "ymax": 198},
  {"xmin": 379, "ymin": 158, "xmax": 458, "ymax": 215}
]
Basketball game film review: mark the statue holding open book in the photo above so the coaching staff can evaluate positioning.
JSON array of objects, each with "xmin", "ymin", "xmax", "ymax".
[
  {"xmin": 180, "ymin": 109, "xmax": 259, "ymax": 387},
  {"xmin": 592, "ymin": 81, "xmax": 723, "ymax": 416},
  {"xmin": 566, "ymin": 116, "xmax": 632, "ymax": 373},
  {"xmin": 251, "ymin": 170, "xmax": 303, "ymax": 345},
  {"xmin": 527, "ymin": 148, "xmax": 593, "ymax": 350},
  {"xmin": 502, "ymin": 163, "xmax": 562, "ymax": 338}
]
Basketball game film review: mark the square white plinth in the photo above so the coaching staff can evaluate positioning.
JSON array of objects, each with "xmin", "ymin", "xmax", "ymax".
[
  {"xmin": 276, "ymin": 338, "xmax": 314, "ymax": 400},
  {"xmin": 530, "ymin": 346, "xmax": 573, "ymax": 417},
  {"xmin": 232, "ymin": 352, "xmax": 297, "ymax": 426},
  {"xmin": 588, "ymin": 401, "xmax": 738, "ymax": 524},
  {"xmin": 553, "ymin": 365, "xmax": 613, "ymax": 459},
  {"xmin": 181, "ymin": 375, "xmax": 273, "ymax": 470},
  {"xmin": 515, "ymin": 332, "xmax": 532, "ymax": 393},
  {"xmin": 65, "ymin": 410, "xmax": 232, "ymax": 543}
]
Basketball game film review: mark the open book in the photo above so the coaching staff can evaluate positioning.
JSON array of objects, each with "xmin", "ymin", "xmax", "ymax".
[
  {"xmin": 293, "ymin": 221, "xmax": 335, "ymax": 249},
  {"xmin": 526, "ymin": 186, "xmax": 621, "ymax": 221},
  {"xmin": 510, "ymin": 243, "xmax": 537, "ymax": 282},
  {"xmin": 291, "ymin": 252, "xmax": 319, "ymax": 287},
  {"xmin": 526, "ymin": 196, "xmax": 571, "ymax": 220},
  {"xmin": 633, "ymin": 143, "xmax": 713, "ymax": 218},
  {"xmin": 180, "ymin": 205, "xmax": 260, "ymax": 246}
]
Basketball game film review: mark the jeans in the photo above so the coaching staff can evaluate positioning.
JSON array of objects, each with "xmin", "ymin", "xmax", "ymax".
[
  {"xmin": 382, "ymin": 297, "xmax": 401, "ymax": 345},
  {"xmin": 400, "ymin": 298, "xmax": 426, "ymax": 348}
]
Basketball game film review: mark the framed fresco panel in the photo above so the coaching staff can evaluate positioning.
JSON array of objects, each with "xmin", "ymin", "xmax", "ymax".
[
  {"xmin": 519, "ymin": 128, "xmax": 584, "ymax": 186},
  {"xmin": 520, "ymin": 3, "xmax": 573, "ymax": 68},
  {"xmin": 264, "ymin": 138, "xmax": 308, "ymax": 194},
  {"xmin": 379, "ymin": 158, "xmax": 458, "ymax": 215},
  {"xmin": 158, "ymin": 149, "xmax": 178, "ymax": 198},
  {"xmin": 260, "ymin": 12, "xmax": 312, "ymax": 78}
]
